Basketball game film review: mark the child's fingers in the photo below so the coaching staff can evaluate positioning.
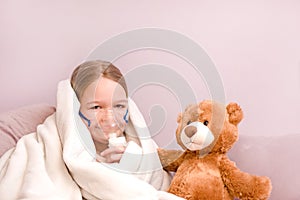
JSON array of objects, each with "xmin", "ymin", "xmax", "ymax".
[
  {"xmin": 100, "ymin": 146, "xmax": 126, "ymax": 157},
  {"xmin": 105, "ymin": 153, "xmax": 123, "ymax": 163}
]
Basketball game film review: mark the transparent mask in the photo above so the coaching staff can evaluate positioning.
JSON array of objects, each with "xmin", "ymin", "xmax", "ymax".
[{"xmin": 79, "ymin": 106, "xmax": 129, "ymax": 134}]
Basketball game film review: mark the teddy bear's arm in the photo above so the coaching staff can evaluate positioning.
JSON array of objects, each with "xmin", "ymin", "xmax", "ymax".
[
  {"xmin": 157, "ymin": 148, "xmax": 185, "ymax": 172},
  {"xmin": 219, "ymin": 156, "xmax": 272, "ymax": 200}
]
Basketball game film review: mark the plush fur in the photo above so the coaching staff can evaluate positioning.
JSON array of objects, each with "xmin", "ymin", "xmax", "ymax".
[{"xmin": 158, "ymin": 100, "xmax": 272, "ymax": 200}]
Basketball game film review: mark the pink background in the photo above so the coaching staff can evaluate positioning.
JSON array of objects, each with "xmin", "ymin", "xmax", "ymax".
[
  {"xmin": 1, "ymin": 1, "xmax": 300, "ymax": 199},
  {"xmin": 0, "ymin": 0, "xmax": 299, "ymax": 139}
]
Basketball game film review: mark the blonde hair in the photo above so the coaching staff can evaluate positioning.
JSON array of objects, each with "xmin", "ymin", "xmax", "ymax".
[{"xmin": 70, "ymin": 60, "xmax": 128, "ymax": 101}]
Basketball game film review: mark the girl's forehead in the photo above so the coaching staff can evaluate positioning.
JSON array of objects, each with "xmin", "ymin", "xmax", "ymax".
[{"xmin": 82, "ymin": 77, "xmax": 127, "ymax": 103}]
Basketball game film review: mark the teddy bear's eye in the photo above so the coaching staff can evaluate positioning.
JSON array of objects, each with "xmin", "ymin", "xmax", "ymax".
[
  {"xmin": 187, "ymin": 121, "xmax": 192, "ymax": 125},
  {"xmin": 204, "ymin": 120, "xmax": 209, "ymax": 126}
]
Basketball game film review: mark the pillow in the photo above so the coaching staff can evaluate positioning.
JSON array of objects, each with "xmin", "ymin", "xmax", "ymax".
[
  {"xmin": 0, "ymin": 104, "xmax": 56, "ymax": 157},
  {"xmin": 229, "ymin": 133, "xmax": 300, "ymax": 200}
]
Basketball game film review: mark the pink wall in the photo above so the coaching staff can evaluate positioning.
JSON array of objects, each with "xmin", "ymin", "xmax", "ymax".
[{"xmin": 0, "ymin": 0, "xmax": 299, "ymax": 141}]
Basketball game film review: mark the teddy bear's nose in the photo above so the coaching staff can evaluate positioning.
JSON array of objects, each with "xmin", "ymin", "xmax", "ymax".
[{"xmin": 185, "ymin": 126, "xmax": 197, "ymax": 138}]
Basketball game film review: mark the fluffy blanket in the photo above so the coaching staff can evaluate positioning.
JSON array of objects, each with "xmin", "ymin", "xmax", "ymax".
[{"xmin": 0, "ymin": 80, "xmax": 183, "ymax": 200}]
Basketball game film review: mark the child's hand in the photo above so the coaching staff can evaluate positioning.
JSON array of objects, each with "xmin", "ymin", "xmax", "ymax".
[{"xmin": 97, "ymin": 145, "xmax": 126, "ymax": 163}]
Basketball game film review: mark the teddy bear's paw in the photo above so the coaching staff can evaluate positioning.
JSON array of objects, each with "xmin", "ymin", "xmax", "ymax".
[
  {"xmin": 252, "ymin": 176, "xmax": 272, "ymax": 200},
  {"xmin": 238, "ymin": 176, "xmax": 272, "ymax": 200}
]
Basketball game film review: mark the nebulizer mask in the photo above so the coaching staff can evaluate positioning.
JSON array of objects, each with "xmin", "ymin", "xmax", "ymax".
[{"xmin": 79, "ymin": 107, "xmax": 129, "ymax": 147}]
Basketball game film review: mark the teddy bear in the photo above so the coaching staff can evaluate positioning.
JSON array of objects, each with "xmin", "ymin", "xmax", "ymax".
[{"xmin": 158, "ymin": 100, "xmax": 272, "ymax": 200}]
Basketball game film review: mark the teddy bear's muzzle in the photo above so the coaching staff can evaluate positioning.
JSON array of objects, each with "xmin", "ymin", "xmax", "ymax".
[
  {"xmin": 184, "ymin": 126, "xmax": 197, "ymax": 138},
  {"xmin": 181, "ymin": 122, "xmax": 214, "ymax": 151}
]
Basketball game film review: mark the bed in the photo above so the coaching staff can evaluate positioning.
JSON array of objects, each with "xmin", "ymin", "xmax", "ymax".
[{"xmin": 0, "ymin": 103, "xmax": 299, "ymax": 199}]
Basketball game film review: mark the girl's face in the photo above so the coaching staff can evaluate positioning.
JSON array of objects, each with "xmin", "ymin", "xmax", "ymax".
[{"xmin": 79, "ymin": 77, "xmax": 128, "ymax": 145}]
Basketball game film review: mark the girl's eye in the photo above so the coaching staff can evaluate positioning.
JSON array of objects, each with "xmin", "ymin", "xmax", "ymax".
[
  {"xmin": 204, "ymin": 120, "xmax": 209, "ymax": 126},
  {"xmin": 114, "ymin": 104, "xmax": 125, "ymax": 109},
  {"xmin": 91, "ymin": 105, "xmax": 101, "ymax": 110}
]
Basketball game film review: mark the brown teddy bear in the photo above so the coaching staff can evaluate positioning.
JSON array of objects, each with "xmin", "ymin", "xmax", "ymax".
[{"xmin": 158, "ymin": 100, "xmax": 272, "ymax": 200}]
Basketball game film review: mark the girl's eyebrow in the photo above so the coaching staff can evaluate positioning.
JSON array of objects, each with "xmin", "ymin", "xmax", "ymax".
[
  {"xmin": 86, "ymin": 101, "xmax": 102, "ymax": 105},
  {"xmin": 114, "ymin": 99, "xmax": 128, "ymax": 104},
  {"xmin": 86, "ymin": 99, "xmax": 128, "ymax": 105}
]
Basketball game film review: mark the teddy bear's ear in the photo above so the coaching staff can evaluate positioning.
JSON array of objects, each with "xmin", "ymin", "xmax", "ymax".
[
  {"xmin": 177, "ymin": 113, "xmax": 182, "ymax": 123},
  {"xmin": 226, "ymin": 102, "xmax": 243, "ymax": 125}
]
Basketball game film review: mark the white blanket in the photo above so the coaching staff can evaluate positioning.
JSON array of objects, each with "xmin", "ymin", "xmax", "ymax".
[{"xmin": 0, "ymin": 80, "xmax": 183, "ymax": 200}]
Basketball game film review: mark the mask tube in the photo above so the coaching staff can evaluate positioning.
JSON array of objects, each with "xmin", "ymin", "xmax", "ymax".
[{"xmin": 79, "ymin": 111, "xmax": 91, "ymax": 127}]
